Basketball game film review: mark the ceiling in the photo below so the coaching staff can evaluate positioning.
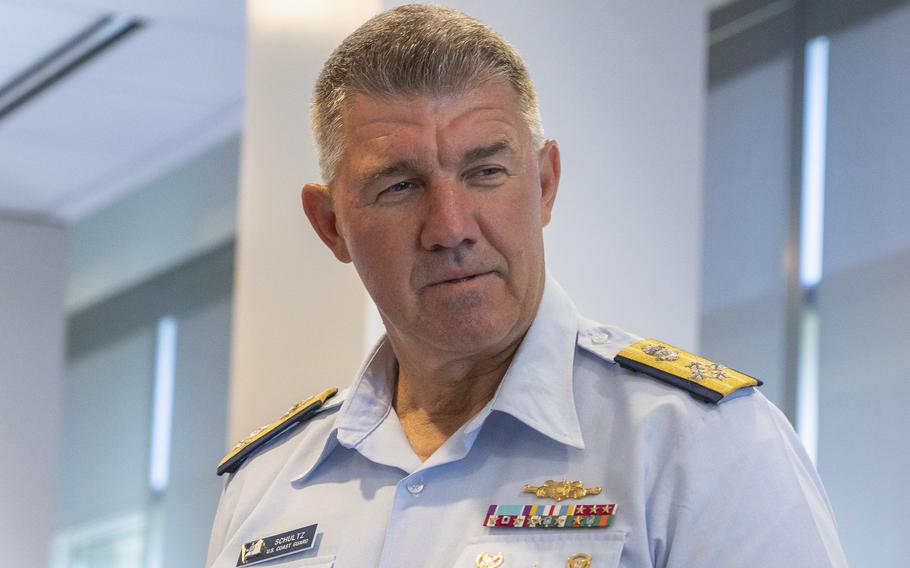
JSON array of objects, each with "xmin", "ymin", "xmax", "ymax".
[{"xmin": 0, "ymin": 0, "xmax": 246, "ymax": 223}]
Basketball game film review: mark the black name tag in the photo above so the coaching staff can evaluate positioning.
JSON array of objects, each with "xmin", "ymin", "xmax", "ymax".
[{"xmin": 237, "ymin": 523, "xmax": 317, "ymax": 566}]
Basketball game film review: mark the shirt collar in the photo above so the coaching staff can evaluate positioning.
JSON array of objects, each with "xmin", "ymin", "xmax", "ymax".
[
  {"xmin": 286, "ymin": 387, "xmax": 347, "ymax": 484},
  {"xmin": 288, "ymin": 337, "xmax": 392, "ymax": 483},
  {"xmin": 464, "ymin": 274, "xmax": 585, "ymax": 449},
  {"xmin": 333, "ymin": 337, "xmax": 398, "ymax": 449}
]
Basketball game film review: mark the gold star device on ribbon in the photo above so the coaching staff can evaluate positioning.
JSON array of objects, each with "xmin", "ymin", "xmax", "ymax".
[{"xmin": 523, "ymin": 480, "xmax": 602, "ymax": 502}]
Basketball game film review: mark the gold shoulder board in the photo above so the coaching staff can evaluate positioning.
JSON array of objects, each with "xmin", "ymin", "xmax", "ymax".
[
  {"xmin": 615, "ymin": 339, "xmax": 761, "ymax": 403},
  {"xmin": 216, "ymin": 387, "xmax": 338, "ymax": 476}
]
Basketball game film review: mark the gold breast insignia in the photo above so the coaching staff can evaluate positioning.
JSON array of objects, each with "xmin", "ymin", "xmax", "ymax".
[
  {"xmin": 523, "ymin": 479, "xmax": 602, "ymax": 502},
  {"xmin": 475, "ymin": 552, "xmax": 504, "ymax": 568},
  {"xmin": 567, "ymin": 552, "xmax": 592, "ymax": 568}
]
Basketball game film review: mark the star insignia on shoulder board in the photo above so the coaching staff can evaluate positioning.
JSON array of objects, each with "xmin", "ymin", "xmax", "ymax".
[
  {"xmin": 686, "ymin": 361, "xmax": 709, "ymax": 381},
  {"xmin": 641, "ymin": 343, "xmax": 680, "ymax": 361},
  {"xmin": 709, "ymin": 363, "xmax": 730, "ymax": 380}
]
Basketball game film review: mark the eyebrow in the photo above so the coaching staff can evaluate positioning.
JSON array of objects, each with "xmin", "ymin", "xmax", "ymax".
[
  {"xmin": 460, "ymin": 139, "xmax": 518, "ymax": 168},
  {"xmin": 357, "ymin": 139, "xmax": 519, "ymax": 188}
]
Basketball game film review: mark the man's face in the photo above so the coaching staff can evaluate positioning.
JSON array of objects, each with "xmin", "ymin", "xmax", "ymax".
[{"xmin": 303, "ymin": 80, "xmax": 560, "ymax": 359}]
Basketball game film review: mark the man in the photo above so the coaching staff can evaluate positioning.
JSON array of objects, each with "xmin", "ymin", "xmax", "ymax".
[{"xmin": 207, "ymin": 5, "xmax": 846, "ymax": 567}]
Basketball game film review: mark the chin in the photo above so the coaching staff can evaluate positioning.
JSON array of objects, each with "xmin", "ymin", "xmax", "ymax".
[{"xmin": 428, "ymin": 312, "xmax": 517, "ymax": 354}]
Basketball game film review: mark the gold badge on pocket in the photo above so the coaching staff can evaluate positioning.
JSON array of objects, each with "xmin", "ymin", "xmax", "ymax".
[
  {"xmin": 523, "ymin": 480, "xmax": 602, "ymax": 502},
  {"xmin": 567, "ymin": 552, "xmax": 592, "ymax": 568},
  {"xmin": 475, "ymin": 551, "xmax": 504, "ymax": 567}
]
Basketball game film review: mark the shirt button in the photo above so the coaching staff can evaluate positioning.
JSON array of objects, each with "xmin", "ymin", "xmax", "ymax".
[
  {"xmin": 406, "ymin": 478, "xmax": 425, "ymax": 495},
  {"xmin": 591, "ymin": 332, "xmax": 610, "ymax": 345}
]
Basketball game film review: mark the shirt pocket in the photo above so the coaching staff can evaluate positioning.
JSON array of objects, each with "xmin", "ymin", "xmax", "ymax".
[{"xmin": 452, "ymin": 532, "xmax": 627, "ymax": 568}]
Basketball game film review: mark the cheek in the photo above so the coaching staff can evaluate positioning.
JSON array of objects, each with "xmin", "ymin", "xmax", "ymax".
[
  {"xmin": 491, "ymin": 196, "xmax": 543, "ymax": 245},
  {"xmin": 349, "ymin": 234, "xmax": 391, "ymax": 274},
  {"xmin": 345, "ymin": 225, "xmax": 412, "ymax": 297}
]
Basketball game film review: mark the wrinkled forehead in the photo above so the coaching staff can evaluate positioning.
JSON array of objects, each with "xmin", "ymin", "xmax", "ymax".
[
  {"xmin": 336, "ymin": 82, "xmax": 529, "ymax": 170},
  {"xmin": 340, "ymin": 76, "xmax": 522, "ymax": 122},
  {"xmin": 339, "ymin": 66, "xmax": 513, "ymax": 108}
]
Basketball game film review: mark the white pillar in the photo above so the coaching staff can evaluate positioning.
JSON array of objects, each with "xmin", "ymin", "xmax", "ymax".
[
  {"xmin": 229, "ymin": 0, "xmax": 381, "ymax": 444},
  {"xmin": 0, "ymin": 217, "xmax": 65, "ymax": 568}
]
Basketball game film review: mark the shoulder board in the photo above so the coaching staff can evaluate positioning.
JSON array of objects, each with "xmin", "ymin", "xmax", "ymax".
[
  {"xmin": 217, "ymin": 387, "xmax": 338, "ymax": 476},
  {"xmin": 615, "ymin": 339, "xmax": 761, "ymax": 404}
]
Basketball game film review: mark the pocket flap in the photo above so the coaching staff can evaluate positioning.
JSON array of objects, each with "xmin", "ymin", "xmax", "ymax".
[
  {"xmin": 453, "ymin": 532, "xmax": 627, "ymax": 567},
  {"xmin": 249, "ymin": 554, "xmax": 335, "ymax": 567}
]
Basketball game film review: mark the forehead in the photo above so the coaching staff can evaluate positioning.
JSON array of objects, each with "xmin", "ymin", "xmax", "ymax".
[{"xmin": 338, "ymin": 81, "xmax": 529, "ymax": 164}]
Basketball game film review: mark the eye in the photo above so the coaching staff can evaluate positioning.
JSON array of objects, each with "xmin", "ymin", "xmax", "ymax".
[
  {"xmin": 385, "ymin": 180, "xmax": 415, "ymax": 193},
  {"xmin": 376, "ymin": 180, "xmax": 418, "ymax": 202},
  {"xmin": 466, "ymin": 165, "xmax": 508, "ymax": 186}
]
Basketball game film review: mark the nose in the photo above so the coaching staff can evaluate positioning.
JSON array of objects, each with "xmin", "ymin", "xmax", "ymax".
[{"xmin": 419, "ymin": 179, "xmax": 478, "ymax": 252}]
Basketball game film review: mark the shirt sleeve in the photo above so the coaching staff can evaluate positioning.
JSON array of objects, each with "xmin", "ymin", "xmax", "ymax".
[
  {"xmin": 650, "ymin": 392, "xmax": 848, "ymax": 567},
  {"xmin": 206, "ymin": 474, "xmax": 242, "ymax": 568}
]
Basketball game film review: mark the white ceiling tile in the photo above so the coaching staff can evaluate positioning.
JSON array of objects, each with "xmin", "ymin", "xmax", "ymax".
[
  {"xmin": 0, "ymin": 99, "xmax": 241, "ymax": 216},
  {"xmin": 0, "ymin": 2, "xmax": 100, "ymax": 86},
  {"xmin": 0, "ymin": 137, "xmax": 127, "ymax": 209},
  {"xmin": 53, "ymin": 101, "xmax": 242, "ymax": 220},
  {"xmin": 71, "ymin": 25, "xmax": 246, "ymax": 104},
  {"xmin": 23, "ymin": 0, "xmax": 246, "ymax": 33},
  {"xmin": 0, "ymin": 73, "xmax": 216, "ymax": 153},
  {"xmin": 0, "ymin": 0, "xmax": 245, "ymax": 220}
]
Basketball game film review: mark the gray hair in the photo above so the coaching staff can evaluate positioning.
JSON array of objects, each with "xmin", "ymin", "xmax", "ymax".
[{"xmin": 310, "ymin": 4, "xmax": 545, "ymax": 183}]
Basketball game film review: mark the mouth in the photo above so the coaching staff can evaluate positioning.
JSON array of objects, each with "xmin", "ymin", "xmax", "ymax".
[{"xmin": 428, "ymin": 271, "xmax": 495, "ymax": 287}]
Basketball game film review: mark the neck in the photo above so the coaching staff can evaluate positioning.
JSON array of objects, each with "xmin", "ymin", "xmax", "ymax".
[{"xmin": 391, "ymin": 338, "xmax": 523, "ymax": 460}]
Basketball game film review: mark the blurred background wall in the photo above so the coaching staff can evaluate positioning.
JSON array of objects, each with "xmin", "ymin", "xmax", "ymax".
[
  {"xmin": 0, "ymin": 1, "xmax": 906, "ymax": 566},
  {"xmin": 0, "ymin": 219, "xmax": 64, "ymax": 568}
]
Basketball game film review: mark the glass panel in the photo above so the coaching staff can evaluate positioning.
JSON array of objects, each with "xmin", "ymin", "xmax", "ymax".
[
  {"xmin": 156, "ymin": 295, "xmax": 233, "ymax": 568},
  {"xmin": 59, "ymin": 245, "xmax": 233, "ymax": 568},
  {"xmin": 816, "ymin": 4, "xmax": 910, "ymax": 567},
  {"xmin": 51, "ymin": 514, "xmax": 145, "ymax": 568},
  {"xmin": 701, "ymin": 52, "xmax": 794, "ymax": 411},
  {"xmin": 59, "ymin": 328, "xmax": 155, "ymax": 528}
]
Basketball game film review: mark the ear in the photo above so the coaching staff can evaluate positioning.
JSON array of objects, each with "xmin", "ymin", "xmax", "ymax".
[
  {"xmin": 301, "ymin": 183, "xmax": 352, "ymax": 263},
  {"xmin": 537, "ymin": 139, "xmax": 561, "ymax": 226}
]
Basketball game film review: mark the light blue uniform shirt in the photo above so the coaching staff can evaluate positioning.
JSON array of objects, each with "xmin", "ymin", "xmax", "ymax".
[{"xmin": 207, "ymin": 278, "xmax": 846, "ymax": 567}]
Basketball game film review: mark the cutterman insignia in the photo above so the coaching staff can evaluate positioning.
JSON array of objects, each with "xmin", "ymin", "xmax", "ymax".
[
  {"xmin": 615, "ymin": 339, "xmax": 761, "ymax": 403},
  {"xmin": 217, "ymin": 387, "xmax": 338, "ymax": 476},
  {"xmin": 523, "ymin": 480, "xmax": 602, "ymax": 502}
]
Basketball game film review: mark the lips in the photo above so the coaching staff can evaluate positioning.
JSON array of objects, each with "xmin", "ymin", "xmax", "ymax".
[{"xmin": 427, "ymin": 270, "xmax": 494, "ymax": 287}]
